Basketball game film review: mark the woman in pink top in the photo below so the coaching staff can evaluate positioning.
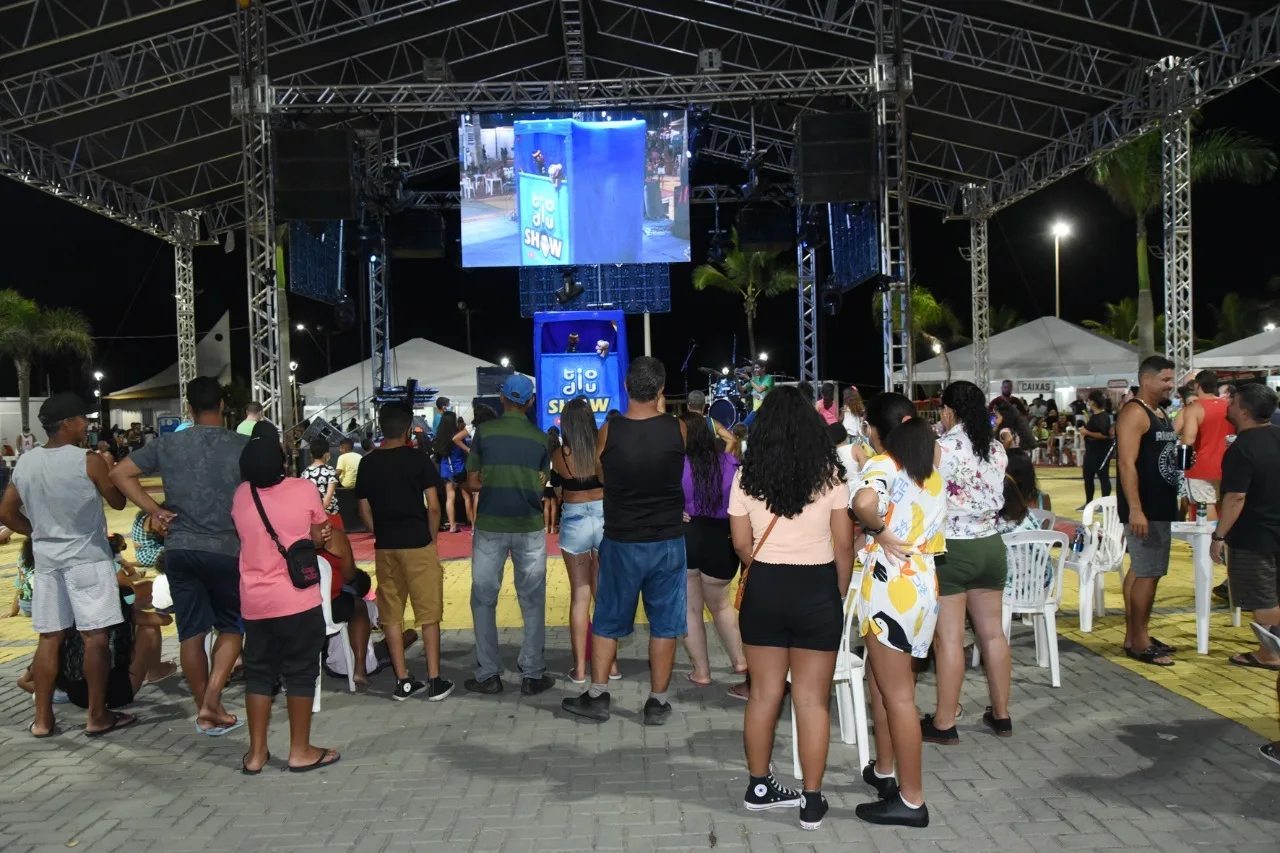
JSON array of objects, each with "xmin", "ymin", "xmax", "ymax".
[
  {"xmin": 815, "ymin": 382, "xmax": 840, "ymax": 426},
  {"xmin": 230, "ymin": 435, "xmax": 340, "ymax": 775},
  {"xmin": 729, "ymin": 386, "xmax": 855, "ymax": 831}
]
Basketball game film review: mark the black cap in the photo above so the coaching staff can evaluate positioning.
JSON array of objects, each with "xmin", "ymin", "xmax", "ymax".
[{"xmin": 38, "ymin": 392, "xmax": 93, "ymax": 425}]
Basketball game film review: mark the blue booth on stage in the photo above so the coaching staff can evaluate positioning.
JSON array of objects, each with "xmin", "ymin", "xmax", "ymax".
[
  {"xmin": 515, "ymin": 118, "xmax": 645, "ymax": 266},
  {"xmin": 533, "ymin": 309, "xmax": 630, "ymax": 432}
]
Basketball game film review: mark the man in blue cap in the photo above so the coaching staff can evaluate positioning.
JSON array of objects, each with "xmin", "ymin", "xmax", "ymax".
[{"xmin": 463, "ymin": 374, "xmax": 555, "ymax": 696}]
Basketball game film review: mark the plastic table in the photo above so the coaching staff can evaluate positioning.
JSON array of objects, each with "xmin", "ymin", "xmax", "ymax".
[{"xmin": 1171, "ymin": 520, "xmax": 1215, "ymax": 654}]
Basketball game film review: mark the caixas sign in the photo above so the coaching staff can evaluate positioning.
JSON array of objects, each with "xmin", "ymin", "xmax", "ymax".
[{"xmin": 1015, "ymin": 380, "xmax": 1053, "ymax": 395}]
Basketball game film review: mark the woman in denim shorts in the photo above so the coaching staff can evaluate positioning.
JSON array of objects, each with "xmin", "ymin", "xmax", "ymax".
[{"xmin": 551, "ymin": 397, "xmax": 616, "ymax": 683}]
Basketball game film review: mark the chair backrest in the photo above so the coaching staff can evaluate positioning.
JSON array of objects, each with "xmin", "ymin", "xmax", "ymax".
[
  {"xmin": 1002, "ymin": 530, "xmax": 1069, "ymax": 610},
  {"xmin": 1028, "ymin": 508, "xmax": 1056, "ymax": 531},
  {"xmin": 317, "ymin": 556, "xmax": 339, "ymax": 633},
  {"xmin": 1081, "ymin": 496, "xmax": 1125, "ymax": 571},
  {"xmin": 840, "ymin": 570, "xmax": 863, "ymax": 663}
]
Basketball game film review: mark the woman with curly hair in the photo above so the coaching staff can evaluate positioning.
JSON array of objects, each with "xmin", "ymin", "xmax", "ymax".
[
  {"xmin": 850, "ymin": 391, "xmax": 945, "ymax": 827},
  {"xmin": 550, "ymin": 398, "xmax": 616, "ymax": 683},
  {"xmin": 729, "ymin": 385, "xmax": 854, "ymax": 831},
  {"xmin": 923, "ymin": 380, "xmax": 1012, "ymax": 745},
  {"xmin": 679, "ymin": 412, "xmax": 747, "ymax": 697}
]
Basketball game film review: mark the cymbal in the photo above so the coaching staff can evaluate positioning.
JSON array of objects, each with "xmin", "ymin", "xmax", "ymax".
[{"xmin": 697, "ymin": 366, "xmax": 721, "ymax": 375}]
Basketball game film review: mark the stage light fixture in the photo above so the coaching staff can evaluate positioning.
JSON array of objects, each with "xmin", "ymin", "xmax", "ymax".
[{"xmin": 555, "ymin": 273, "xmax": 585, "ymax": 305}]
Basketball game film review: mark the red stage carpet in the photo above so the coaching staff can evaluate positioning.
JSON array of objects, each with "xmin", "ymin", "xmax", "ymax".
[{"xmin": 347, "ymin": 529, "xmax": 562, "ymax": 562}]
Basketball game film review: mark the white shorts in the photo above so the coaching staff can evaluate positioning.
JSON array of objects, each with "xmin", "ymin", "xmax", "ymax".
[
  {"xmin": 1186, "ymin": 478, "xmax": 1218, "ymax": 505},
  {"xmin": 31, "ymin": 561, "xmax": 124, "ymax": 634}
]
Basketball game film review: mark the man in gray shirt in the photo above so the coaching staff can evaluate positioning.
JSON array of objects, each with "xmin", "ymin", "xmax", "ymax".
[
  {"xmin": 0, "ymin": 392, "xmax": 130, "ymax": 738},
  {"xmin": 111, "ymin": 377, "xmax": 249, "ymax": 736}
]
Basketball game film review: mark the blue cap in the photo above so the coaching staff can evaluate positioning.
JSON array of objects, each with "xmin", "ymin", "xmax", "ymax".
[{"xmin": 500, "ymin": 374, "xmax": 535, "ymax": 405}]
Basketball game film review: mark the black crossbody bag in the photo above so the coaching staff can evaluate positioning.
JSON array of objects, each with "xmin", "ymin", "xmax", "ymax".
[{"xmin": 250, "ymin": 485, "xmax": 321, "ymax": 589}]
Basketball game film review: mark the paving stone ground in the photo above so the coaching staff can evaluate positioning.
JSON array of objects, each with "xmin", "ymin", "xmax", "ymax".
[{"xmin": 0, "ymin": 623, "xmax": 1276, "ymax": 853}]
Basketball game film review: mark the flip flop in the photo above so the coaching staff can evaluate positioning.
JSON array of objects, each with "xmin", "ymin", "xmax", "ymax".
[
  {"xmin": 288, "ymin": 749, "xmax": 341, "ymax": 773},
  {"xmin": 1230, "ymin": 652, "xmax": 1280, "ymax": 672},
  {"xmin": 608, "ymin": 671, "xmax": 621, "ymax": 681},
  {"xmin": 195, "ymin": 717, "xmax": 244, "ymax": 737},
  {"xmin": 726, "ymin": 682, "xmax": 750, "ymax": 701},
  {"xmin": 241, "ymin": 752, "xmax": 270, "ymax": 776},
  {"xmin": 1251, "ymin": 623, "xmax": 1280, "ymax": 656},
  {"xmin": 1260, "ymin": 743, "xmax": 1280, "ymax": 769},
  {"xmin": 85, "ymin": 711, "xmax": 138, "ymax": 738},
  {"xmin": 28, "ymin": 721, "xmax": 58, "ymax": 739},
  {"xmin": 686, "ymin": 672, "xmax": 712, "ymax": 687},
  {"xmin": 1125, "ymin": 645, "xmax": 1174, "ymax": 667}
]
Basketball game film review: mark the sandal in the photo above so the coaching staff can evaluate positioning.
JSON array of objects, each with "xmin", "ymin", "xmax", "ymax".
[
  {"xmin": 241, "ymin": 752, "xmax": 270, "ymax": 776},
  {"xmin": 1230, "ymin": 652, "xmax": 1280, "ymax": 672},
  {"xmin": 28, "ymin": 720, "xmax": 58, "ymax": 739},
  {"xmin": 288, "ymin": 748, "xmax": 341, "ymax": 773},
  {"xmin": 1260, "ymin": 743, "xmax": 1280, "ymax": 769},
  {"xmin": 686, "ymin": 672, "xmax": 712, "ymax": 687},
  {"xmin": 1149, "ymin": 637, "xmax": 1177, "ymax": 655},
  {"xmin": 86, "ymin": 711, "xmax": 138, "ymax": 737},
  {"xmin": 1125, "ymin": 645, "xmax": 1174, "ymax": 667}
]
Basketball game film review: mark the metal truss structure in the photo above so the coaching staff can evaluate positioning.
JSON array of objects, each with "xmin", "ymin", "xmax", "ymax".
[
  {"xmin": 172, "ymin": 209, "xmax": 198, "ymax": 410},
  {"xmin": 962, "ymin": 184, "xmax": 991, "ymax": 392},
  {"xmin": 360, "ymin": 131, "xmax": 392, "ymax": 401},
  {"xmin": 1156, "ymin": 58, "xmax": 1197, "ymax": 382},
  {"xmin": 796, "ymin": 206, "xmax": 819, "ymax": 388},
  {"xmin": 5, "ymin": 0, "xmax": 1280, "ymax": 395},
  {"xmin": 877, "ymin": 0, "xmax": 913, "ymax": 394}
]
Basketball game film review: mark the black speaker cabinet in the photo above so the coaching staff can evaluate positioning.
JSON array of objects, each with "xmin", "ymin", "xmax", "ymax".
[
  {"xmin": 273, "ymin": 128, "xmax": 358, "ymax": 221},
  {"xmin": 795, "ymin": 112, "xmax": 877, "ymax": 205}
]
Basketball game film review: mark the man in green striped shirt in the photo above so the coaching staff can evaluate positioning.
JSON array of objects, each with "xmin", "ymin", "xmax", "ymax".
[{"xmin": 462, "ymin": 374, "xmax": 555, "ymax": 697}]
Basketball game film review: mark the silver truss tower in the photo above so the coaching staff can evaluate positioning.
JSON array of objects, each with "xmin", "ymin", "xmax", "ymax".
[
  {"xmin": 963, "ymin": 184, "xmax": 991, "ymax": 391},
  {"xmin": 876, "ymin": 0, "xmax": 914, "ymax": 394},
  {"xmin": 233, "ymin": 1, "xmax": 283, "ymax": 427},
  {"xmin": 560, "ymin": 0, "xmax": 587, "ymax": 80},
  {"xmin": 797, "ymin": 206, "xmax": 819, "ymax": 388},
  {"xmin": 362, "ymin": 130, "xmax": 391, "ymax": 404},
  {"xmin": 1156, "ymin": 57, "xmax": 1197, "ymax": 381},
  {"xmin": 172, "ymin": 210, "xmax": 199, "ymax": 412}
]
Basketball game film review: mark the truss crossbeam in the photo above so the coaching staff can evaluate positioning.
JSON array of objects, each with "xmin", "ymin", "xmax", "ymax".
[{"xmin": 560, "ymin": 0, "xmax": 587, "ymax": 80}]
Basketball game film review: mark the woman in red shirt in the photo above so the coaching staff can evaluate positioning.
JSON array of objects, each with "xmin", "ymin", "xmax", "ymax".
[{"xmin": 231, "ymin": 435, "xmax": 340, "ymax": 775}]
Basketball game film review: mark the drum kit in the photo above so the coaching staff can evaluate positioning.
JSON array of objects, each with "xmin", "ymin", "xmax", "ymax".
[{"xmin": 696, "ymin": 363, "xmax": 792, "ymax": 428}]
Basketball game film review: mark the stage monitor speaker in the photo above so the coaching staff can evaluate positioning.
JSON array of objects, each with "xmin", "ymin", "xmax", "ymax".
[
  {"xmin": 736, "ymin": 203, "xmax": 795, "ymax": 254},
  {"xmin": 273, "ymin": 128, "xmax": 358, "ymax": 220},
  {"xmin": 795, "ymin": 112, "xmax": 876, "ymax": 204},
  {"xmin": 388, "ymin": 209, "xmax": 447, "ymax": 259}
]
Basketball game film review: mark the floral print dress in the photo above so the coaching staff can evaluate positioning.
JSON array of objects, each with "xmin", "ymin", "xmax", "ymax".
[{"xmin": 853, "ymin": 454, "xmax": 947, "ymax": 658}]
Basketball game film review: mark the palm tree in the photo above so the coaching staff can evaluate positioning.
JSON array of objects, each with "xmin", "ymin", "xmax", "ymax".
[
  {"xmin": 691, "ymin": 230, "xmax": 798, "ymax": 360},
  {"xmin": 989, "ymin": 305, "xmax": 1024, "ymax": 334},
  {"xmin": 1083, "ymin": 298, "xmax": 1167, "ymax": 350},
  {"xmin": 1090, "ymin": 121, "xmax": 1276, "ymax": 357},
  {"xmin": 0, "ymin": 290, "xmax": 94, "ymax": 431},
  {"xmin": 1208, "ymin": 291, "xmax": 1258, "ymax": 346},
  {"xmin": 873, "ymin": 286, "xmax": 963, "ymax": 384}
]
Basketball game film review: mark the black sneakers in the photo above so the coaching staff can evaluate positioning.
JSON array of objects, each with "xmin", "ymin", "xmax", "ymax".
[
  {"xmin": 982, "ymin": 707, "xmax": 1013, "ymax": 737},
  {"xmin": 799, "ymin": 791, "xmax": 829, "ymax": 830},
  {"xmin": 855, "ymin": 793, "xmax": 930, "ymax": 828},
  {"xmin": 920, "ymin": 714, "xmax": 959, "ymax": 745},
  {"xmin": 464, "ymin": 675, "xmax": 504, "ymax": 695},
  {"xmin": 426, "ymin": 677, "xmax": 454, "ymax": 702},
  {"xmin": 561, "ymin": 691, "xmax": 611, "ymax": 721},
  {"xmin": 862, "ymin": 761, "xmax": 899, "ymax": 800},
  {"xmin": 641, "ymin": 697, "xmax": 671, "ymax": 726},
  {"xmin": 521, "ymin": 674, "xmax": 556, "ymax": 696},
  {"xmin": 392, "ymin": 677, "xmax": 425, "ymax": 701},
  {"xmin": 743, "ymin": 771, "xmax": 802, "ymax": 811}
]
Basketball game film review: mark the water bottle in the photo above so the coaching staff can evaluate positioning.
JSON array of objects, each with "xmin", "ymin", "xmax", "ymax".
[
  {"xmin": 1195, "ymin": 502, "xmax": 1207, "ymax": 523},
  {"xmin": 1071, "ymin": 524, "xmax": 1085, "ymax": 555}
]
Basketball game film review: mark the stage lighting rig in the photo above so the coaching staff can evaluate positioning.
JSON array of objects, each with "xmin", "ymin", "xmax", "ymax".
[{"xmin": 556, "ymin": 272, "xmax": 585, "ymax": 305}]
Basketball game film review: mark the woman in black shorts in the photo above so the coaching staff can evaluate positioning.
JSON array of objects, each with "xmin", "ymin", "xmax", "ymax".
[
  {"xmin": 728, "ymin": 386, "xmax": 855, "ymax": 831},
  {"xmin": 678, "ymin": 413, "xmax": 747, "ymax": 697}
]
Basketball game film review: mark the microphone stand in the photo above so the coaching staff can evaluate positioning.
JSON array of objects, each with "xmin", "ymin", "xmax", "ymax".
[{"xmin": 681, "ymin": 339, "xmax": 698, "ymax": 401}]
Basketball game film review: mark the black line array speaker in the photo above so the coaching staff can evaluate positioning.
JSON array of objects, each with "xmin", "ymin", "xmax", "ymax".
[
  {"xmin": 795, "ymin": 112, "xmax": 877, "ymax": 205},
  {"xmin": 273, "ymin": 128, "xmax": 358, "ymax": 221}
]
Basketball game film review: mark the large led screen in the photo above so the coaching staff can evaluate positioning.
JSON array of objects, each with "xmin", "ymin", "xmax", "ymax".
[{"xmin": 458, "ymin": 109, "xmax": 689, "ymax": 267}]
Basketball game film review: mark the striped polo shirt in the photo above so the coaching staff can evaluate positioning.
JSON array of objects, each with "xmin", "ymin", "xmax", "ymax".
[{"xmin": 467, "ymin": 411, "xmax": 550, "ymax": 533}]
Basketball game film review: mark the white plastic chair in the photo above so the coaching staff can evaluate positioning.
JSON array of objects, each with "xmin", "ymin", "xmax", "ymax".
[
  {"xmin": 1003, "ymin": 530, "xmax": 1069, "ymax": 687},
  {"xmin": 1028, "ymin": 508, "xmax": 1057, "ymax": 531},
  {"xmin": 314, "ymin": 556, "xmax": 356, "ymax": 713},
  {"xmin": 1065, "ymin": 496, "xmax": 1125, "ymax": 632},
  {"xmin": 788, "ymin": 580, "xmax": 868, "ymax": 781}
]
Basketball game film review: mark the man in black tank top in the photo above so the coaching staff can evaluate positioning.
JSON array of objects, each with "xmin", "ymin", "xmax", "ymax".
[
  {"xmin": 562, "ymin": 357, "xmax": 688, "ymax": 726},
  {"xmin": 1116, "ymin": 355, "xmax": 1180, "ymax": 667}
]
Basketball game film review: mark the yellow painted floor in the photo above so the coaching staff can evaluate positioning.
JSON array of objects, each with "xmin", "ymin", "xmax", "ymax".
[{"xmin": 2, "ymin": 468, "xmax": 1276, "ymax": 740}]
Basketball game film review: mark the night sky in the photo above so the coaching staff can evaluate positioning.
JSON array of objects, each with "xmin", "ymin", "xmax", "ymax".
[{"xmin": 8, "ymin": 71, "xmax": 1280, "ymax": 406}]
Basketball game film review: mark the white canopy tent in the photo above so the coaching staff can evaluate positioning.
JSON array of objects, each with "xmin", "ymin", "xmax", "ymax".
[
  {"xmin": 104, "ymin": 312, "xmax": 232, "ymax": 426},
  {"xmin": 906, "ymin": 317, "xmax": 1140, "ymax": 402},
  {"xmin": 299, "ymin": 337, "xmax": 506, "ymax": 425},
  {"xmin": 1194, "ymin": 329, "xmax": 1280, "ymax": 369}
]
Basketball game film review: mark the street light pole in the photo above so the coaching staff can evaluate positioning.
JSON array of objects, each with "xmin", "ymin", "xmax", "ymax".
[
  {"xmin": 295, "ymin": 324, "xmax": 332, "ymax": 375},
  {"xmin": 458, "ymin": 302, "xmax": 480, "ymax": 355},
  {"xmin": 1050, "ymin": 221, "xmax": 1071, "ymax": 319}
]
